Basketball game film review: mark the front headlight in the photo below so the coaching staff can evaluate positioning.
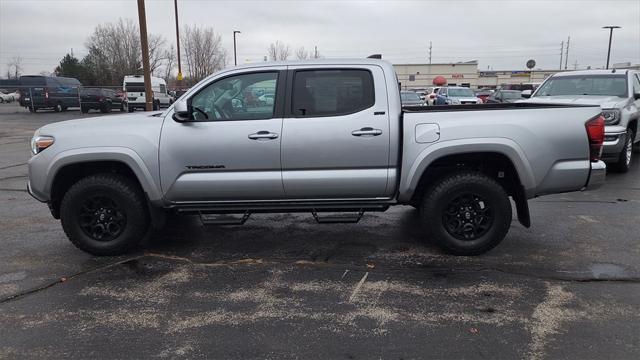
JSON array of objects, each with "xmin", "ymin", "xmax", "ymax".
[
  {"xmin": 31, "ymin": 135, "xmax": 55, "ymax": 155},
  {"xmin": 602, "ymin": 109, "xmax": 620, "ymax": 125}
]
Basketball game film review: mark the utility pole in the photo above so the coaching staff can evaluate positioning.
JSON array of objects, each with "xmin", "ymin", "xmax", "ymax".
[
  {"xmin": 603, "ymin": 26, "xmax": 621, "ymax": 69},
  {"xmin": 137, "ymin": 0, "xmax": 153, "ymax": 111},
  {"xmin": 233, "ymin": 31, "xmax": 241, "ymax": 66},
  {"xmin": 564, "ymin": 36, "xmax": 570, "ymax": 70},
  {"xmin": 428, "ymin": 41, "xmax": 432, "ymax": 65},
  {"xmin": 573, "ymin": 60, "xmax": 579, "ymax": 70},
  {"xmin": 559, "ymin": 41, "xmax": 564, "ymax": 70},
  {"xmin": 314, "ymin": 46, "xmax": 318, "ymax": 59},
  {"xmin": 174, "ymin": 0, "xmax": 183, "ymax": 86}
]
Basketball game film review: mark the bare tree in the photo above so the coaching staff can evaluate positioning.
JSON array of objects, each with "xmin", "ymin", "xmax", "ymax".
[
  {"xmin": 295, "ymin": 47, "xmax": 309, "ymax": 60},
  {"xmin": 85, "ymin": 18, "xmax": 142, "ymax": 84},
  {"xmin": 162, "ymin": 44, "xmax": 177, "ymax": 82},
  {"xmin": 148, "ymin": 34, "xmax": 167, "ymax": 76},
  {"xmin": 181, "ymin": 25, "xmax": 227, "ymax": 83},
  {"xmin": 6, "ymin": 56, "xmax": 23, "ymax": 79},
  {"xmin": 268, "ymin": 41, "xmax": 290, "ymax": 61},
  {"xmin": 83, "ymin": 18, "xmax": 168, "ymax": 85}
]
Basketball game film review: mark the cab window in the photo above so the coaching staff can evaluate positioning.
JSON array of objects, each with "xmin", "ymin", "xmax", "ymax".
[
  {"xmin": 291, "ymin": 69, "xmax": 374, "ymax": 117},
  {"xmin": 190, "ymin": 72, "xmax": 278, "ymax": 121}
]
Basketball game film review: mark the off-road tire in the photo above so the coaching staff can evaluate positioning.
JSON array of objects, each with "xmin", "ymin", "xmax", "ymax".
[
  {"xmin": 81, "ymin": 106, "xmax": 89, "ymax": 114},
  {"xmin": 420, "ymin": 171, "xmax": 512, "ymax": 256},
  {"xmin": 60, "ymin": 174, "xmax": 149, "ymax": 256},
  {"xmin": 611, "ymin": 130, "xmax": 633, "ymax": 173},
  {"xmin": 100, "ymin": 102, "xmax": 111, "ymax": 113}
]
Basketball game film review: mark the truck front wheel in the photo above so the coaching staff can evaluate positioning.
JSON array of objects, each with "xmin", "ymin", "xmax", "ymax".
[
  {"xmin": 420, "ymin": 171, "xmax": 512, "ymax": 255},
  {"xmin": 60, "ymin": 174, "xmax": 149, "ymax": 256},
  {"xmin": 611, "ymin": 130, "xmax": 633, "ymax": 173}
]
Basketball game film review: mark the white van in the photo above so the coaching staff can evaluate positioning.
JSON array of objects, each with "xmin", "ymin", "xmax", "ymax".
[{"xmin": 123, "ymin": 75, "xmax": 172, "ymax": 112}]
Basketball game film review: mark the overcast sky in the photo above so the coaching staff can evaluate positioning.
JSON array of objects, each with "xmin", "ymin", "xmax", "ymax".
[{"xmin": 1, "ymin": 0, "xmax": 639, "ymax": 76}]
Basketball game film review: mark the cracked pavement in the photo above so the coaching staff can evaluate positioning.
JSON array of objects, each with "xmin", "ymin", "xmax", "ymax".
[{"xmin": 1, "ymin": 104, "xmax": 639, "ymax": 359}]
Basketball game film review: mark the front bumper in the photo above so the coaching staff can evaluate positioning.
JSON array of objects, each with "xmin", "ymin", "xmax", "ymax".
[
  {"xmin": 601, "ymin": 127, "xmax": 627, "ymax": 162},
  {"xmin": 584, "ymin": 160, "xmax": 606, "ymax": 190}
]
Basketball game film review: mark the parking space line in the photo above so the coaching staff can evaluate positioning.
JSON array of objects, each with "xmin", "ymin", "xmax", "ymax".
[{"xmin": 349, "ymin": 271, "xmax": 369, "ymax": 303}]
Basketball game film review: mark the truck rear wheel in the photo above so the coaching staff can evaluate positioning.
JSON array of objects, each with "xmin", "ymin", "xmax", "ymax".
[
  {"xmin": 420, "ymin": 171, "xmax": 512, "ymax": 255},
  {"xmin": 60, "ymin": 174, "xmax": 149, "ymax": 256}
]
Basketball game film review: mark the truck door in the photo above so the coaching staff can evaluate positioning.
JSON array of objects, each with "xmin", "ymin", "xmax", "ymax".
[
  {"xmin": 281, "ymin": 66, "xmax": 391, "ymax": 198},
  {"xmin": 159, "ymin": 70, "xmax": 286, "ymax": 202}
]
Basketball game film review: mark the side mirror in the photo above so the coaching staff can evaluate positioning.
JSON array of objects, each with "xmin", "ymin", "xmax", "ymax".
[
  {"xmin": 172, "ymin": 99, "xmax": 190, "ymax": 122},
  {"xmin": 521, "ymin": 90, "xmax": 532, "ymax": 98}
]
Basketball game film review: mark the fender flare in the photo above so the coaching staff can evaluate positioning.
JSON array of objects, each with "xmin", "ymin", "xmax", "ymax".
[
  {"xmin": 45, "ymin": 146, "xmax": 163, "ymax": 203},
  {"xmin": 399, "ymin": 138, "xmax": 537, "ymax": 203}
]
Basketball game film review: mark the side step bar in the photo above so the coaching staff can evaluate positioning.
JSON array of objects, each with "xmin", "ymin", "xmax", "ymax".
[
  {"xmin": 199, "ymin": 211, "xmax": 251, "ymax": 226},
  {"xmin": 311, "ymin": 210, "xmax": 365, "ymax": 224}
]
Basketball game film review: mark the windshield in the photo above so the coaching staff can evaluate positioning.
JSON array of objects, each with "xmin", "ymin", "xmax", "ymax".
[
  {"xmin": 447, "ymin": 88, "xmax": 475, "ymax": 97},
  {"xmin": 535, "ymin": 75, "xmax": 627, "ymax": 97},
  {"xmin": 401, "ymin": 92, "xmax": 420, "ymax": 101},
  {"xmin": 501, "ymin": 91, "xmax": 522, "ymax": 99}
]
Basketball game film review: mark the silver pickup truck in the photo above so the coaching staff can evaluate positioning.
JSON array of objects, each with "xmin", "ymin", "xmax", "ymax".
[{"xmin": 28, "ymin": 59, "xmax": 606, "ymax": 256}]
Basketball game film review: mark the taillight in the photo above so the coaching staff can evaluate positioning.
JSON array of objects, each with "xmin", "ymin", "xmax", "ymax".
[{"xmin": 586, "ymin": 115, "xmax": 605, "ymax": 161}]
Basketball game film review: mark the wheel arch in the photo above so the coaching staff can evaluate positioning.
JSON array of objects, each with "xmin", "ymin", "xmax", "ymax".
[
  {"xmin": 46, "ymin": 148, "xmax": 163, "ymax": 217},
  {"xmin": 403, "ymin": 145, "xmax": 532, "ymax": 228}
]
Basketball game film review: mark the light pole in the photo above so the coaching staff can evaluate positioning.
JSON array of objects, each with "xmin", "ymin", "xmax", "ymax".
[
  {"xmin": 137, "ymin": 0, "xmax": 153, "ymax": 111},
  {"xmin": 174, "ymin": 0, "xmax": 183, "ymax": 85},
  {"xmin": 233, "ymin": 31, "xmax": 241, "ymax": 66},
  {"xmin": 602, "ymin": 26, "xmax": 620, "ymax": 69}
]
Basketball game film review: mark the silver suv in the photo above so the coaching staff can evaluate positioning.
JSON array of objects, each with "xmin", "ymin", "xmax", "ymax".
[{"xmin": 526, "ymin": 69, "xmax": 640, "ymax": 172}]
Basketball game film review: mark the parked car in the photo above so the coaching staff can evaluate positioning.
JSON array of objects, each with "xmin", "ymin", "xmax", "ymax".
[
  {"xmin": 0, "ymin": 90, "xmax": 19, "ymax": 103},
  {"xmin": 400, "ymin": 91, "xmax": 425, "ymax": 106},
  {"xmin": 524, "ymin": 69, "xmax": 640, "ymax": 172},
  {"xmin": 258, "ymin": 93, "xmax": 275, "ymax": 106},
  {"xmin": 18, "ymin": 75, "xmax": 81, "ymax": 112},
  {"xmin": 28, "ymin": 59, "xmax": 605, "ymax": 257},
  {"xmin": 435, "ymin": 86, "xmax": 482, "ymax": 105},
  {"xmin": 499, "ymin": 83, "xmax": 540, "ymax": 92},
  {"xmin": 484, "ymin": 89, "xmax": 524, "ymax": 103},
  {"xmin": 80, "ymin": 88, "xmax": 127, "ymax": 113},
  {"xmin": 123, "ymin": 75, "xmax": 172, "ymax": 111},
  {"xmin": 425, "ymin": 87, "xmax": 441, "ymax": 106},
  {"xmin": 475, "ymin": 88, "xmax": 494, "ymax": 103}
]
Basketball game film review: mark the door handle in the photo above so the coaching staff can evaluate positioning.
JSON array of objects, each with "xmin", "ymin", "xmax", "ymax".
[
  {"xmin": 248, "ymin": 131, "xmax": 279, "ymax": 140},
  {"xmin": 351, "ymin": 127, "xmax": 383, "ymax": 137}
]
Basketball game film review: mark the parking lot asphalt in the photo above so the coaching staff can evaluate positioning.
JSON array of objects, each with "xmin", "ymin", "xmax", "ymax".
[{"xmin": 1, "ymin": 103, "xmax": 639, "ymax": 359}]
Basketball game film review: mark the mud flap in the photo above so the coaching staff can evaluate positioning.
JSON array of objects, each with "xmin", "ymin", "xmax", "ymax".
[{"xmin": 512, "ymin": 185, "xmax": 531, "ymax": 228}]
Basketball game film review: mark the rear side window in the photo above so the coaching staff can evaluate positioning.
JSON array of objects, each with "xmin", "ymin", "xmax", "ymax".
[
  {"xmin": 159, "ymin": 84, "xmax": 167, "ymax": 94},
  {"xmin": 292, "ymin": 69, "xmax": 374, "ymax": 117}
]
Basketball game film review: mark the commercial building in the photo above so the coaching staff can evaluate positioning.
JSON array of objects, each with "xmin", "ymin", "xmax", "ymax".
[{"xmin": 394, "ymin": 61, "xmax": 562, "ymax": 90}]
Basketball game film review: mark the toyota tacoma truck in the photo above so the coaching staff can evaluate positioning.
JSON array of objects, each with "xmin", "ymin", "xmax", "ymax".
[
  {"xmin": 28, "ymin": 59, "xmax": 606, "ymax": 256},
  {"xmin": 524, "ymin": 69, "xmax": 640, "ymax": 172}
]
